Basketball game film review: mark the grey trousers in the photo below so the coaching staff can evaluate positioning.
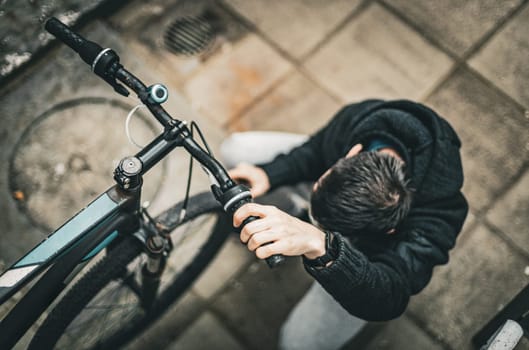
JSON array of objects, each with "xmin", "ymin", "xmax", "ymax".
[{"xmin": 220, "ymin": 132, "xmax": 366, "ymax": 350}]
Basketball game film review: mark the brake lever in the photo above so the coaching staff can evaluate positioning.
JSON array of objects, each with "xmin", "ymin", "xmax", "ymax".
[{"xmin": 91, "ymin": 48, "xmax": 129, "ymax": 97}]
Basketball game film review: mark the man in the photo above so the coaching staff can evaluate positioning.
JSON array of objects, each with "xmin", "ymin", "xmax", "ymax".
[{"xmin": 220, "ymin": 99, "xmax": 468, "ymax": 350}]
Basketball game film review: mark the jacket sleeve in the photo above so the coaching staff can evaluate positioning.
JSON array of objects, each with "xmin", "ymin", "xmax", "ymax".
[{"xmin": 304, "ymin": 192, "xmax": 468, "ymax": 321}]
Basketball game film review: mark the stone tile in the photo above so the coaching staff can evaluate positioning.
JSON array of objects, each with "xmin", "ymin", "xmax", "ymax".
[
  {"xmin": 167, "ymin": 311, "xmax": 245, "ymax": 350},
  {"xmin": 470, "ymin": 3, "xmax": 529, "ymax": 109},
  {"xmin": 192, "ymin": 235, "xmax": 255, "ymax": 300},
  {"xmin": 184, "ymin": 33, "xmax": 291, "ymax": 126},
  {"xmin": 224, "ymin": 0, "xmax": 362, "ymax": 59},
  {"xmin": 487, "ymin": 169, "xmax": 529, "ymax": 255},
  {"xmin": 456, "ymin": 211, "xmax": 477, "ymax": 247},
  {"xmin": 464, "ymin": 211, "xmax": 477, "ymax": 233},
  {"xmin": 305, "ymin": 4, "xmax": 453, "ymax": 102},
  {"xmin": 383, "ymin": 0, "xmax": 524, "ymax": 56},
  {"xmin": 519, "ymin": 337, "xmax": 529, "ymax": 349},
  {"xmin": 408, "ymin": 224, "xmax": 529, "ymax": 349},
  {"xmin": 426, "ymin": 68, "xmax": 529, "ymax": 212},
  {"xmin": 124, "ymin": 292, "xmax": 206, "ymax": 350},
  {"xmin": 231, "ymin": 72, "xmax": 341, "ymax": 134},
  {"xmin": 344, "ymin": 315, "xmax": 444, "ymax": 350},
  {"xmin": 211, "ymin": 258, "xmax": 313, "ymax": 349},
  {"xmin": 107, "ymin": 0, "xmax": 248, "ymax": 89}
]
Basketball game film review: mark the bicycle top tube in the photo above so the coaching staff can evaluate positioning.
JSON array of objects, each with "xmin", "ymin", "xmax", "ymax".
[{"xmin": 0, "ymin": 186, "xmax": 138, "ymax": 305}]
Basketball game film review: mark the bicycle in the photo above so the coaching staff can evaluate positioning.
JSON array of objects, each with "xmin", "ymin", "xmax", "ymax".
[{"xmin": 0, "ymin": 17, "xmax": 284, "ymax": 349}]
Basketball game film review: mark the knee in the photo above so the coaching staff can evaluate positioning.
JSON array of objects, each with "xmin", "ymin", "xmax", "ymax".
[
  {"xmin": 278, "ymin": 319, "xmax": 308, "ymax": 350},
  {"xmin": 219, "ymin": 133, "xmax": 246, "ymax": 168},
  {"xmin": 278, "ymin": 323, "xmax": 295, "ymax": 350},
  {"xmin": 219, "ymin": 133, "xmax": 238, "ymax": 157}
]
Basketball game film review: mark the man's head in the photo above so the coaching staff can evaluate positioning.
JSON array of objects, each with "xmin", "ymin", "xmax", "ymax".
[{"xmin": 310, "ymin": 150, "xmax": 412, "ymax": 236}]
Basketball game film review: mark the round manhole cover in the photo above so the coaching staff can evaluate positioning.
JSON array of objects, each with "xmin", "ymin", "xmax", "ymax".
[
  {"xmin": 9, "ymin": 98, "xmax": 166, "ymax": 231},
  {"xmin": 163, "ymin": 15, "xmax": 215, "ymax": 56}
]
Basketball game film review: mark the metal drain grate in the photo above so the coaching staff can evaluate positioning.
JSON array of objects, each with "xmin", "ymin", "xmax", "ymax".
[{"xmin": 163, "ymin": 15, "xmax": 215, "ymax": 56}]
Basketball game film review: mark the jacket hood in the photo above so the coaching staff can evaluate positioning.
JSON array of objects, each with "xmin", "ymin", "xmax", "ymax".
[{"xmin": 345, "ymin": 100, "xmax": 464, "ymax": 201}]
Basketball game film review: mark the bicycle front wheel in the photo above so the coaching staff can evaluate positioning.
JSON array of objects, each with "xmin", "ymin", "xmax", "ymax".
[{"xmin": 29, "ymin": 192, "xmax": 231, "ymax": 350}]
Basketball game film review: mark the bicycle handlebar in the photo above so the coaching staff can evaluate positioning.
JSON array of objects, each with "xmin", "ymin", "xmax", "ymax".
[
  {"xmin": 45, "ymin": 18, "xmax": 103, "ymax": 66},
  {"xmin": 45, "ymin": 17, "xmax": 285, "ymax": 268}
]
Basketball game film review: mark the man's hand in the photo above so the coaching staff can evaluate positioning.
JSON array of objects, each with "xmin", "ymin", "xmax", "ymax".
[
  {"xmin": 228, "ymin": 163, "xmax": 271, "ymax": 197},
  {"xmin": 233, "ymin": 203, "xmax": 326, "ymax": 260}
]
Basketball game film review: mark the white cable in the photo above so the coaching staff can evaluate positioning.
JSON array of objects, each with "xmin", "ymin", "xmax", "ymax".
[
  {"xmin": 178, "ymin": 208, "xmax": 187, "ymax": 224},
  {"xmin": 125, "ymin": 104, "xmax": 146, "ymax": 148}
]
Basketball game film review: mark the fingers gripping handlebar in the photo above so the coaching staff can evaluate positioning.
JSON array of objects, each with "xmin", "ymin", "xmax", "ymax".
[
  {"xmin": 45, "ymin": 17, "xmax": 285, "ymax": 268},
  {"xmin": 216, "ymin": 185, "xmax": 285, "ymax": 268},
  {"xmin": 182, "ymin": 140, "xmax": 284, "ymax": 267}
]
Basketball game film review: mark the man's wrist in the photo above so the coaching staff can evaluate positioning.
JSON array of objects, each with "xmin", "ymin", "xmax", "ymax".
[
  {"xmin": 303, "ymin": 229, "xmax": 326, "ymax": 260},
  {"xmin": 303, "ymin": 231, "xmax": 339, "ymax": 268}
]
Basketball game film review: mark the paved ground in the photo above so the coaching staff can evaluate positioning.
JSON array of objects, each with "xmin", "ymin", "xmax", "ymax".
[
  {"xmin": 0, "ymin": 0, "xmax": 120, "ymax": 81},
  {"xmin": 1, "ymin": 0, "xmax": 529, "ymax": 349}
]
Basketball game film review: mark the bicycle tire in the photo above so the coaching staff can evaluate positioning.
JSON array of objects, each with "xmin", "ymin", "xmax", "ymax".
[{"xmin": 29, "ymin": 191, "xmax": 231, "ymax": 350}]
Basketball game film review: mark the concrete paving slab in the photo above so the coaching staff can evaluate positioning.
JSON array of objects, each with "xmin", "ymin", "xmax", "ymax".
[
  {"xmin": 231, "ymin": 72, "xmax": 341, "ymax": 134},
  {"xmin": 470, "ymin": 3, "xmax": 529, "ymax": 110},
  {"xmin": 454, "ymin": 211, "xmax": 478, "ymax": 247},
  {"xmin": 223, "ymin": 0, "xmax": 362, "ymax": 59},
  {"xmin": 304, "ymin": 3, "xmax": 453, "ymax": 102},
  {"xmin": 382, "ymin": 0, "xmax": 524, "ymax": 56},
  {"xmin": 425, "ymin": 68, "xmax": 529, "ymax": 213},
  {"xmin": 408, "ymin": 224, "xmax": 529, "ymax": 349},
  {"xmin": 107, "ymin": 0, "xmax": 248, "ymax": 90},
  {"xmin": 184, "ymin": 33, "xmax": 291, "ymax": 127},
  {"xmin": 167, "ymin": 311, "xmax": 245, "ymax": 350},
  {"xmin": 192, "ymin": 235, "xmax": 255, "ymax": 300},
  {"xmin": 343, "ymin": 315, "xmax": 444, "ymax": 350},
  {"xmin": 124, "ymin": 292, "xmax": 206, "ymax": 350},
  {"xmin": 519, "ymin": 337, "xmax": 529, "ymax": 349},
  {"xmin": 211, "ymin": 258, "xmax": 313, "ymax": 350},
  {"xmin": 487, "ymin": 169, "xmax": 529, "ymax": 255}
]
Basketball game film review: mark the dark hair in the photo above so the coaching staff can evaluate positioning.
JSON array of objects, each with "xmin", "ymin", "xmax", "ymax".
[{"xmin": 310, "ymin": 152, "xmax": 412, "ymax": 236}]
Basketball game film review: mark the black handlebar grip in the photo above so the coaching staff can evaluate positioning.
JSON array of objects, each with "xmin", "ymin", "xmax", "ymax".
[
  {"xmin": 218, "ymin": 184, "xmax": 285, "ymax": 268},
  {"xmin": 45, "ymin": 17, "xmax": 103, "ymax": 66},
  {"xmin": 241, "ymin": 215, "xmax": 285, "ymax": 268}
]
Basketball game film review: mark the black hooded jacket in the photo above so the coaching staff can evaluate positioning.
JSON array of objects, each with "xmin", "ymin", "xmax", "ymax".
[{"xmin": 259, "ymin": 100, "xmax": 468, "ymax": 321}]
